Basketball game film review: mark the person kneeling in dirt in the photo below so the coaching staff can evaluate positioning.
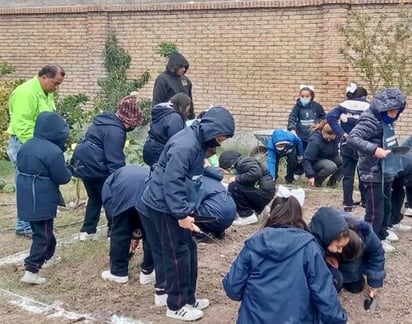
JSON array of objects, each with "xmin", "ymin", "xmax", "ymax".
[
  {"xmin": 309, "ymin": 207, "xmax": 385, "ymax": 296},
  {"xmin": 218, "ymin": 150, "xmax": 275, "ymax": 226},
  {"xmin": 266, "ymin": 128, "xmax": 304, "ymax": 184},
  {"xmin": 302, "ymin": 121, "xmax": 343, "ymax": 187},
  {"xmin": 100, "ymin": 165, "xmax": 158, "ymax": 288},
  {"xmin": 223, "ymin": 186, "xmax": 347, "ymax": 324},
  {"xmin": 193, "ymin": 166, "xmax": 237, "ymax": 242},
  {"xmin": 17, "ymin": 112, "xmax": 72, "ymax": 284}
]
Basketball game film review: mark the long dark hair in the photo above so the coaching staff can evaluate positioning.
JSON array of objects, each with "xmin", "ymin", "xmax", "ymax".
[
  {"xmin": 170, "ymin": 93, "xmax": 191, "ymax": 121},
  {"xmin": 264, "ymin": 196, "xmax": 307, "ymax": 230}
]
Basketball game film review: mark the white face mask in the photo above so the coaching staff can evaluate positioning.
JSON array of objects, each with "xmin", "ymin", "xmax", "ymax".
[{"xmin": 299, "ymin": 98, "xmax": 310, "ymax": 106}]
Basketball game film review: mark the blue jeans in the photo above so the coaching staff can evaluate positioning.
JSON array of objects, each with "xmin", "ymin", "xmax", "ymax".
[{"xmin": 7, "ymin": 136, "xmax": 32, "ymax": 233}]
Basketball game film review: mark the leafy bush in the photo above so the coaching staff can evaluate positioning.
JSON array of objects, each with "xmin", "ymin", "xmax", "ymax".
[
  {"xmin": 155, "ymin": 42, "xmax": 179, "ymax": 58},
  {"xmin": 55, "ymin": 94, "xmax": 91, "ymax": 146},
  {"xmin": 339, "ymin": 7, "xmax": 412, "ymax": 95},
  {"xmin": 95, "ymin": 32, "xmax": 151, "ymax": 125},
  {"xmin": 0, "ymin": 79, "xmax": 24, "ymax": 160}
]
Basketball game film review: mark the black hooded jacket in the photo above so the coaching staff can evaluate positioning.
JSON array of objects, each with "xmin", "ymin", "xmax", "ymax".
[{"xmin": 152, "ymin": 52, "xmax": 194, "ymax": 119}]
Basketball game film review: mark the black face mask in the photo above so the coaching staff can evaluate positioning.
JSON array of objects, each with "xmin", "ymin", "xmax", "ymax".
[
  {"xmin": 125, "ymin": 126, "xmax": 136, "ymax": 132},
  {"xmin": 204, "ymin": 139, "xmax": 221, "ymax": 148}
]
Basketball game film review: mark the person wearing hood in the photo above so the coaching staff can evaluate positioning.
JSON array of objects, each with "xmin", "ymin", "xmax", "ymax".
[
  {"xmin": 266, "ymin": 128, "xmax": 304, "ymax": 184},
  {"xmin": 141, "ymin": 106, "xmax": 235, "ymax": 321},
  {"xmin": 16, "ymin": 112, "xmax": 72, "ymax": 285},
  {"xmin": 223, "ymin": 189, "xmax": 348, "ymax": 324},
  {"xmin": 143, "ymin": 93, "xmax": 191, "ymax": 167},
  {"xmin": 219, "ymin": 150, "xmax": 275, "ymax": 226},
  {"xmin": 347, "ymin": 87, "xmax": 407, "ymax": 253},
  {"xmin": 70, "ymin": 95, "xmax": 143, "ymax": 241},
  {"xmin": 309, "ymin": 207, "xmax": 385, "ymax": 296},
  {"xmin": 153, "ymin": 52, "xmax": 195, "ymax": 119},
  {"xmin": 302, "ymin": 121, "xmax": 343, "ymax": 187},
  {"xmin": 7, "ymin": 65, "xmax": 65, "ymax": 237},
  {"xmin": 287, "ymin": 84, "xmax": 326, "ymax": 150},
  {"xmin": 390, "ymin": 135, "xmax": 412, "ymax": 232},
  {"xmin": 194, "ymin": 166, "xmax": 237, "ymax": 239},
  {"xmin": 327, "ymin": 83, "xmax": 369, "ymax": 212}
]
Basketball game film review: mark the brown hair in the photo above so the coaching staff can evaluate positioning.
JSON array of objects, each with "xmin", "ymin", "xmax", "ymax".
[
  {"xmin": 311, "ymin": 120, "xmax": 335, "ymax": 136},
  {"xmin": 264, "ymin": 196, "xmax": 307, "ymax": 230},
  {"xmin": 340, "ymin": 229, "xmax": 365, "ymax": 262}
]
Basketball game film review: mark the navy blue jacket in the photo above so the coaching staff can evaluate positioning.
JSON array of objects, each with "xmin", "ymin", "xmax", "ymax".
[
  {"xmin": 233, "ymin": 157, "xmax": 275, "ymax": 192},
  {"xmin": 287, "ymin": 100, "xmax": 326, "ymax": 142},
  {"xmin": 143, "ymin": 102, "xmax": 185, "ymax": 167},
  {"xmin": 152, "ymin": 52, "xmax": 194, "ymax": 119},
  {"xmin": 327, "ymin": 98, "xmax": 370, "ymax": 139},
  {"xmin": 196, "ymin": 167, "xmax": 236, "ymax": 233},
  {"xmin": 141, "ymin": 106, "xmax": 235, "ymax": 219},
  {"xmin": 302, "ymin": 130, "xmax": 340, "ymax": 178},
  {"xmin": 70, "ymin": 112, "xmax": 126, "ymax": 179},
  {"xmin": 102, "ymin": 165, "xmax": 150, "ymax": 218},
  {"xmin": 17, "ymin": 112, "xmax": 72, "ymax": 221},
  {"xmin": 347, "ymin": 88, "xmax": 406, "ymax": 183},
  {"xmin": 340, "ymin": 213, "xmax": 386, "ymax": 288},
  {"xmin": 223, "ymin": 227, "xmax": 348, "ymax": 324}
]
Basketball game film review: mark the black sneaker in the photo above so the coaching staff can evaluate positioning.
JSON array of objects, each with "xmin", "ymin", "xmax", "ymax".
[{"xmin": 343, "ymin": 206, "xmax": 353, "ymax": 212}]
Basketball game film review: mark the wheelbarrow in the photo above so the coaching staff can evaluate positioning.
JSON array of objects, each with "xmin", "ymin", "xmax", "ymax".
[{"xmin": 249, "ymin": 129, "xmax": 273, "ymax": 163}]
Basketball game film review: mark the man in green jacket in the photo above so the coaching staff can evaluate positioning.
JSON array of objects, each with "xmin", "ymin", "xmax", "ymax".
[{"xmin": 7, "ymin": 65, "xmax": 65, "ymax": 237}]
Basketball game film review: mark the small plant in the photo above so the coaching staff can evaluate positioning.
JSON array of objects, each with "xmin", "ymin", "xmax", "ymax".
[
  {"xmin": 0, "ymin": 60, "xmax": 15, "ymax": 77},
  {"xmin": 155, "ymin": 42, "xmax": 179, "ymax": 58},
  {"xmin": 338, "ymin": 8, "xmax": 412, "ymax": 95},
  {"xmin": 55, "ymin": 94, "xmax": 90, "ymax": 146}
]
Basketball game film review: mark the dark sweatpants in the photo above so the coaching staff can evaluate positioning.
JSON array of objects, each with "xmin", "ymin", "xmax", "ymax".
[
  {"xmin": 139, "ymin": 212, "xmax": 166, "ymax": 294},
  {"xmin": 330, "ymin": 258, "xmax": 366, "ymax": 294},
  {"xmin": 110, "ymin": 208, "xmax": 153, "ymax": 277},
  {"xmin": 363, "ymin": 181, "xmax": 392, "ymax": 240},
  {"xmin": 25, "ymin": 219, "xmax": 56, "ymax": 273},
  {"xmin": 312, "ymin": 156, "xmax": 343, "ymax": 187},
  {"xmin": 275, "ymin": 148, "xmax": 299, "ymax": 183},
  {"xmin": 228, "ymin": 182, "xmax": 274, "ymax": 217},
  {"xmin": 341, "ymin": 145, "xmax": 365, "ymax": 206},
  {"xmin": 146, "ymin": 207, "xmax": 197, "ymax": 311},
  {"xmin": 81, "ymin": 178, "xmax": 106, "ymax": 234}
]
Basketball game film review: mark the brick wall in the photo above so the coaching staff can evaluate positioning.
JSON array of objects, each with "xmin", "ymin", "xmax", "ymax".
[{"xmin": 0, "ymin": 0, "xmax": 411, "ymax": 137}]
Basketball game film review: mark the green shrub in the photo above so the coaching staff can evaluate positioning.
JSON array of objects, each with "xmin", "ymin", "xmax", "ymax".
[{"xmin": 0, "ymin": 79, "xmax": 24, "ymax": 160}]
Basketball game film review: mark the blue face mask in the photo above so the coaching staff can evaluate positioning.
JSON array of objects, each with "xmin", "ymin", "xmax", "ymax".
[
  {"xmin": 299, "ymin": 98, "xmax": 310, "ymax": 106},
  {"xmin": 380, "ymin": 111, "xmax": 398, "ymax": 124}
]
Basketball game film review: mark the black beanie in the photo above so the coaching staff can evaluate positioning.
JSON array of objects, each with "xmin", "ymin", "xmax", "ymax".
[
  {"xmin": 346, "ymin": 86, "xmax": 368, "ymax": 99},
  {"xmin": 219, "ymin": 150, "xmax": 242, "ymax": 169}
]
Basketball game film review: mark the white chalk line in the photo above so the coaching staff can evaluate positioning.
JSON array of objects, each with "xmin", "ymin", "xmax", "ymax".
[{"xmin": 0, "ymin": 226, "xmax": 145, "ymax": 323}]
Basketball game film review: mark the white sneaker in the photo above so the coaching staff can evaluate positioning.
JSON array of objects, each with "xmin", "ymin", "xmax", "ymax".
[
  {"xmin": 20, "ymin": 271, "xmax": 46, "ymax": 285},
  {"xmin": 42, "ymin": 255, "xmax": 61, "ymax": 269},
  {"xmin": 381, "ymin": 240, "xmax": 396, "ymax": 253},
  {"xmin": 404, "ymin": 208, "xmax": 412, "ymax": 216},
  {"xmin": 140, "ymin": 270, "xmax": 155, "ymax": 285},
  {"xmin": 190, "ymin": 298, "xmax": 210, "ymax": 310},
  {"xmin": 166, "ymin": 305, "xmax": 203, "ymax": 321},
  {"xmin": 155, "ymin": 293, "xmax": 167, "ymax": 307},
  {"xmin": 101, "ymin": 270, "xmax": 128, "ymax": 284},
  {"xmin": 79, "ymin": 232, "xmax": 97, "ymax": 241},
  {"xmin": 386, "ymin": 229, "xmax": 399, "ymax": 242},
  {"xmin": 391, "ymin": 223, "xmax": 412, "ymax": 232},
  {"xmin": 232, "ymin": 213, "xmax": 258, "ymax": 226},
  {"xmin": 258, "ymin": 206, "xmax": 271, "ymax": 219}
]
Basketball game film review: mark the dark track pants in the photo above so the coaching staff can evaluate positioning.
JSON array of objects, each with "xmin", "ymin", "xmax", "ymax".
[
  {"xmin": 363, "ymin": 181, "xmax": 392, "ymax": 240},
  {"xmin": 25, "ymin": 219, "xmax": 56, "ymax": 273},
  {"xmin": 146, "ymin": 207, "xmax": 197, "ymax": 311},
  {"xmin": 81, "ymin": 178, "xmax": 106, "ymax": 234},
  {"xmin": 110, "ymin": 208, "xmax": 153, "ymax": 277},
  {"xmin": 228, "ymin": 182, "xmax": 274, "ymax": 217}
]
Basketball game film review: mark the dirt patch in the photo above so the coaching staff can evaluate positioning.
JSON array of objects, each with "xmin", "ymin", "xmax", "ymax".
[{"xmin": 0, "ymin": 187, "xmax": 412, "ymax": 323}]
